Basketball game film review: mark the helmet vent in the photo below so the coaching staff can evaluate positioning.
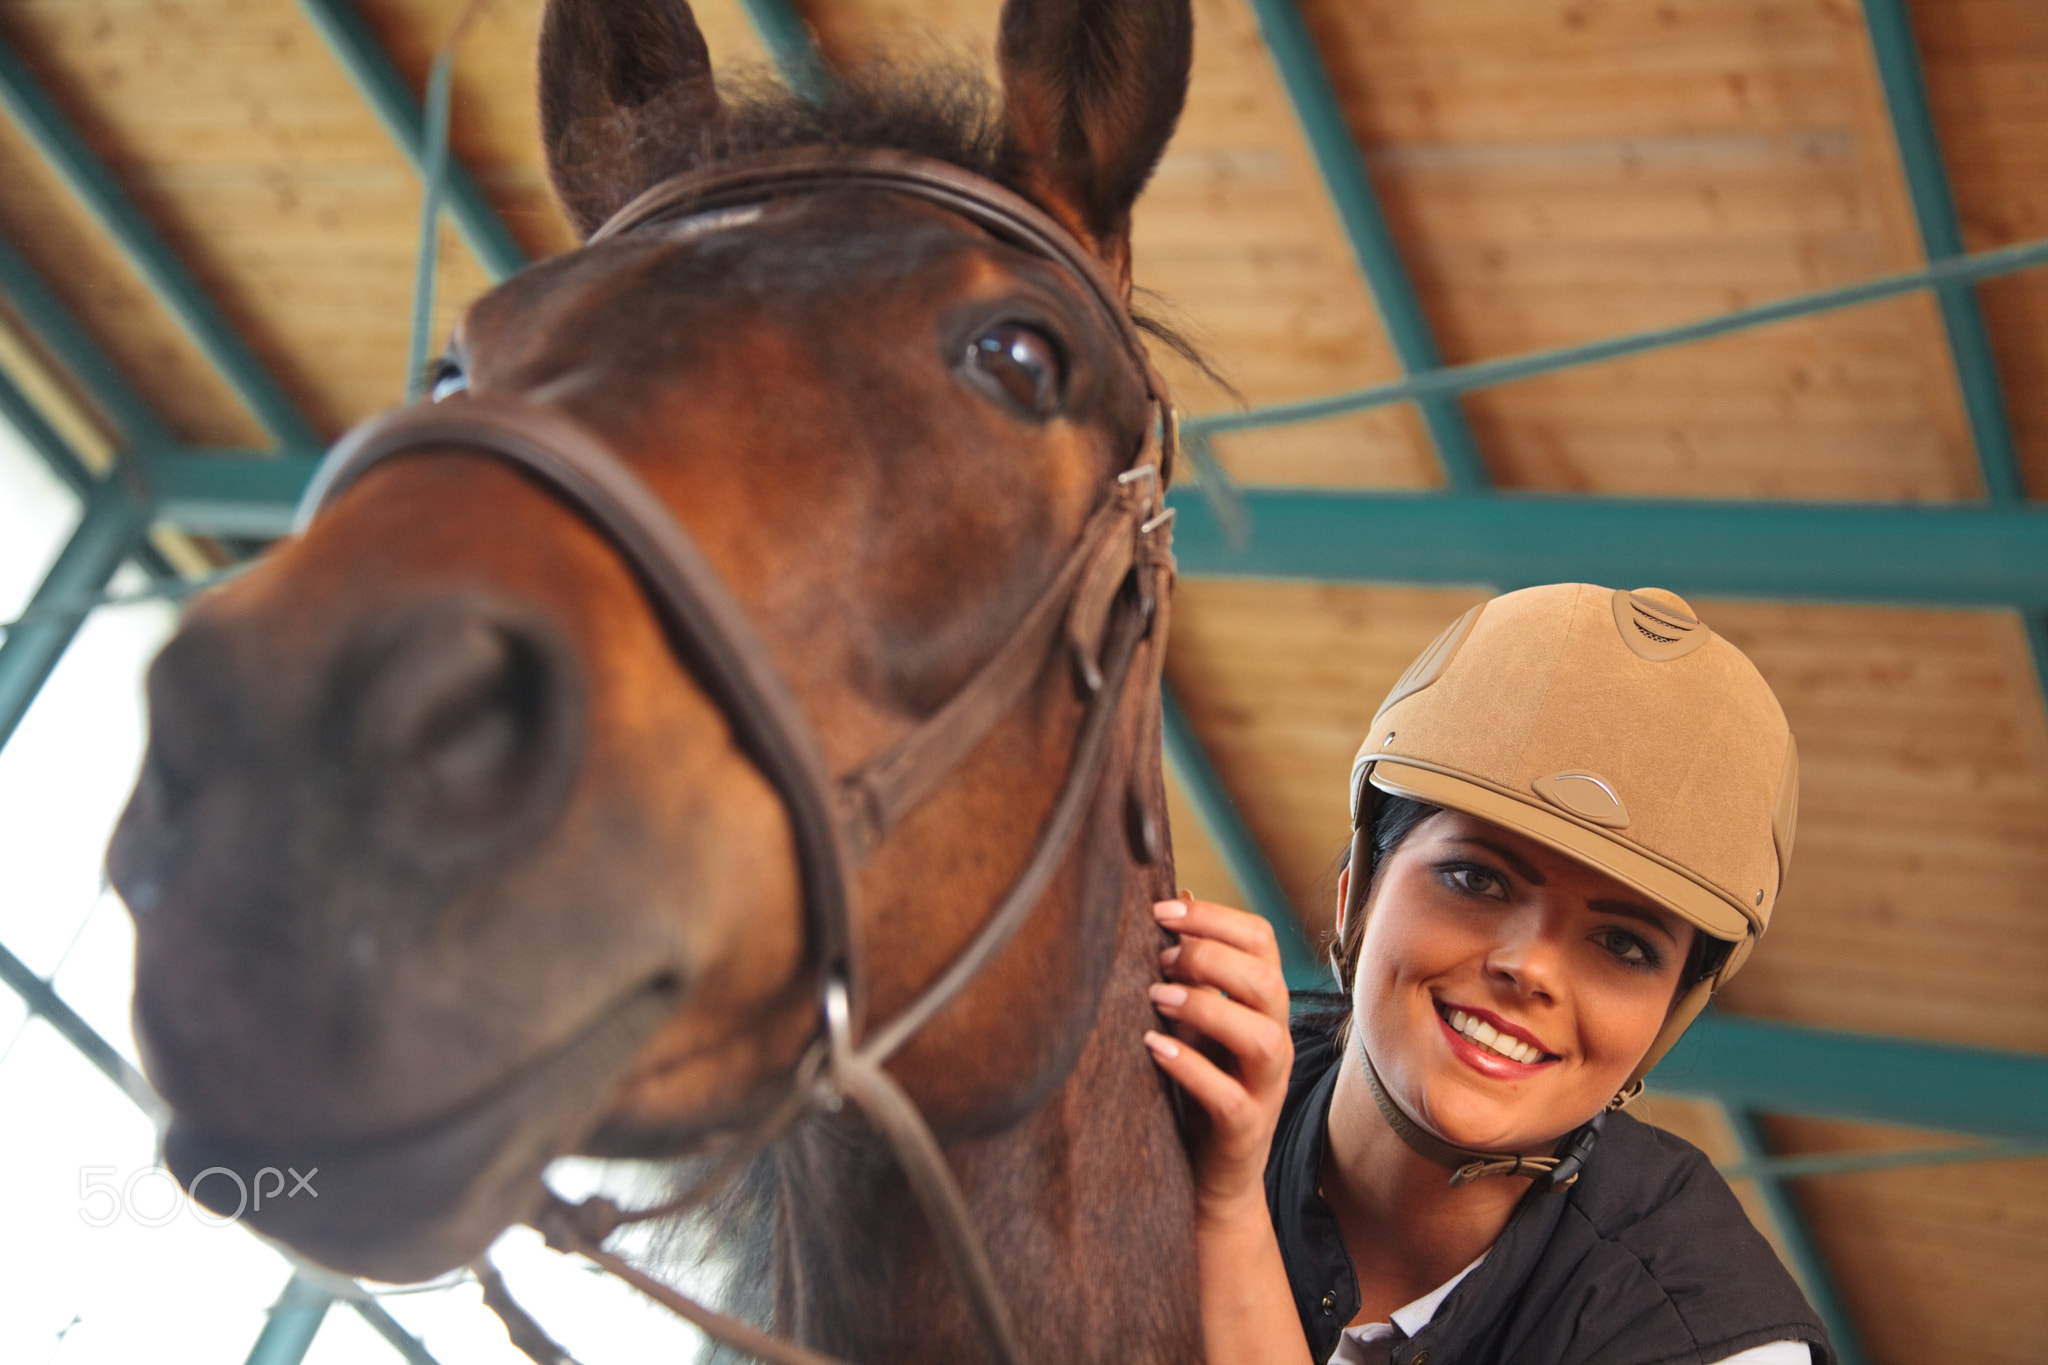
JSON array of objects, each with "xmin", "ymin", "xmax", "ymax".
[
  {"xmin": 1612, "ymin": 588, "xmax": 1711, "ymax": 662},
  {"xmin": 1374, "ymin": 603, "xmax": 1484, "ymax": 721},
  {"xmin": 1533, "ymin": 771, "xmax": 1631, "ymax": 828}
]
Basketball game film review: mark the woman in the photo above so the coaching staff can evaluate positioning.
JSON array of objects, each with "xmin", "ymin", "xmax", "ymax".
[{"xmin": 1145, "ymin": 583, "xmax": 1831, "ymax": 1365}]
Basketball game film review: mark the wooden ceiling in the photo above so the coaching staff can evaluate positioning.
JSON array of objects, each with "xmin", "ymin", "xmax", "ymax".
[{"xmin": 0, "ymin": 1, "xmax": 2043, "ymax": 1361}]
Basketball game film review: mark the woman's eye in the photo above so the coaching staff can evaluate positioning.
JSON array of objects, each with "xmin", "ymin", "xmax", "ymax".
[
  {"xmin": 429, "ymin": 361, "xmax": 468, "ymax": 402},
  {"xmin": 964, "ymin": 323, "xmax": 1063, "ymax": 418},
  {"xmin": 1444, "ymin": 866, "xmax": 1509, "ymax": 900},
  {"xmin": 1595, "ymin": 929, "xmax": 1658, "ymax": 970}
]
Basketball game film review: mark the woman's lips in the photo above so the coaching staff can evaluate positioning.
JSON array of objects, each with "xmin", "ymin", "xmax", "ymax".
[{"xmin": 1434, "ymin": 1001, "xmax": 1558, "ymax": 1075}]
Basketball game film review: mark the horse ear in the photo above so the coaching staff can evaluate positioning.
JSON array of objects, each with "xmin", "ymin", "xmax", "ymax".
[
  {"xmin": 539, "ymin": 0, "xmax": 723, "ymax": 239},
  {"xmin": 996, "ymin": 0, "xmax": 1193, "ymax": 286}
]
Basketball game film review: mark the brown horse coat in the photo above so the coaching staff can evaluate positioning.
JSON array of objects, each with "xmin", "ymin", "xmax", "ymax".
[{"xmin": 112, "ymin": 2, "xmax": 1205, "ymax": 1361}]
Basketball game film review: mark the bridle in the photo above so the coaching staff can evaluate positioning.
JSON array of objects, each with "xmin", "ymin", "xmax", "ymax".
[{"xmin": 296, "ymin": 147, "xmax": 1180, "ymax": 1365}]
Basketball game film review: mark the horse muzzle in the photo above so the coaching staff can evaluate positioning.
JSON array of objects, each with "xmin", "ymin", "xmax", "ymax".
[
  {"xmin": 158, "ymin": 982, "xmax": 676, "ymax": 1281},
  {"xmin": 106, "ymin": 585, "xmax": 699, "ymax": 1276}
]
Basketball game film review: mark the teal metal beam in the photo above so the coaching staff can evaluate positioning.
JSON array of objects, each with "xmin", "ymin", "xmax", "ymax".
[
  {"xmin": 132, "ymin": 451, "xmax": 2048, "ymax": 608},
  {"xmin": 1189, "ymin": 232, "xmax": 2048, "ymax": 439},
  {"xmin": 139, "ymin": 449, "xmax": 324, "ymax": 538},
  {"xmin": 1855, "ymin": 0, "xmax": 2048, "ymax": 710},
  {"xmin": 0, "ymin": 475, "xmax": 153, "ymax": 751},
  {"xmin": 407, "ymin": 46, "xmax": 460, "ymax": 401},
  {"xmin": 736, "ymin": 0, "xmax": 832, "ymax": 104},
  {"xmin": 1161, "ymin": 687, "xmax": 1323, "ymax": 990},
  {"xmin": 1723, "ymin": 1107, "xmax": 1870, "ymax": 1365},
  {"xmin": 0, "ymin": 35, "xmax": 319, "ymax": 450},
  {"xmin": 0, "ymin": 357, "xmax": 93, "ymax": 497},
  {"xmin": 1243, "ymin": 0, "xmax": 1487, "ymax": 490},
  {"xmin": 0, "ymin": 230, "xmax": 174, "ymax": 450},
  {"xmin": 243, "ymin": 1274, "xmax": 336, "ymax": 1365},
  {"xmin": 1169, "ymin": 488, "xmax": 2048, "ymax": 608},
  {"xmin": 1654, "ymin": 1012, "xmax": 2048, "ymax": 1139},
  {"xmin": 0, "ymin": 939, "xmax": 166, "ymax": 1126},
  {"xmin": 291, "ymin": 0, "xmax": 527, "ymax": 282},
  {"xmin": 0, "ymin": 355, "xmax": 181, "ymax": 587},
  {"xmin": 1860, "ymin": 0, "xmax": 2022, "ymax": 505},
  {"xmin": 1719, "ymin": 1137, "xmax": 2048, "ymax": 1182},
  {"xmin": 349, "ymin": 1297, "xmax": 445, "ymax": 1365}
]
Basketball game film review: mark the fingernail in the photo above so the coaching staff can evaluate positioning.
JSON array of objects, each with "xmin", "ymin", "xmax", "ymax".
[
  {"xmin": 1149, "ymin": 983, "xmax": 1188, "ymax": 1008},
  {"xmin": 1159, "ymin": 944, "xmax": 1182, "ymax": 966},
  {"xmin": 1153, "ymin": 899, "xmax": 1188, "ymax": 921},
  {"xmin": 1143, "ymin": 1030, "xmax": 1180, "ymax": 1059}
]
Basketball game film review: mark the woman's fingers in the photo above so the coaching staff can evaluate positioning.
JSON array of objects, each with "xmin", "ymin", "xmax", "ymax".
[
  {"xmin": 1143, "ymin": 1028, "xmax": 1268, "ymax": 1151},
  {"xmin": 1156, "ymin": 896, "xmax": 1282, "ymax": 957},
  {"xmin": 1148, "ymin": 982, "xmax": 1293, "ymax": 1096},
  {"xmin": 1154, "ymin": 900, "xmax": 1289, "ymax": 1023},
  {"xmin": 1146, "ymin": 899, "xmax": 1298, "ymax": 1208}
]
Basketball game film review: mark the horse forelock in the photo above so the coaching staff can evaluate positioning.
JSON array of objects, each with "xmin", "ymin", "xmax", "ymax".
[{"xmin": 613, "ymin": 59, "xmax": 1023, "ymax": 212}]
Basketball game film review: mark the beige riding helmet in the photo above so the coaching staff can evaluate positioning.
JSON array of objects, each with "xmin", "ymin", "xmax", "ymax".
[{"xmin": 1348, "ymin": 583, "xmax": 1798, "ymax": 1086}]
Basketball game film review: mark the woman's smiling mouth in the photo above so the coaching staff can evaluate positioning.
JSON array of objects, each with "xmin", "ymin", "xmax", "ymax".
[{"xmin": 1435, "ymin": 1001, "xmax": 1558, "ymax": 1067}]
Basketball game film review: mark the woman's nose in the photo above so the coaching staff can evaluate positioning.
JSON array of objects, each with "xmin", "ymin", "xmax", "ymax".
[{"xmin": 1482, "ymin": 911, "xmax": 1563, "ymax": 1001}]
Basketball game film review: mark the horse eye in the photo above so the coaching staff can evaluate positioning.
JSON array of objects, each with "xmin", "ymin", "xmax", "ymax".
[
  {"xmin": 964, "ymin": 324, "xmax": 1063, "ymax": 418},
  {"xmin": 429, "ymin": 361, "xmax": 468, "ymax": 402}
]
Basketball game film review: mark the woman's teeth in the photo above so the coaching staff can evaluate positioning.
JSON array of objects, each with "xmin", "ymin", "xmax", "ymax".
[{"xmin": 1445, "ymin": 1007, "xmax": 1546, "ymax": 1064}]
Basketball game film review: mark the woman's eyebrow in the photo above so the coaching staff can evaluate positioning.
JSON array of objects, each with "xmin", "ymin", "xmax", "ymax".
[
  {"xmin": 1445, "ymin": 837, "xmax": 1546, "ymax": 885},
  {"xmin": 1588, "ymin": 898, "xmax": 1681, "ymax": 944}
]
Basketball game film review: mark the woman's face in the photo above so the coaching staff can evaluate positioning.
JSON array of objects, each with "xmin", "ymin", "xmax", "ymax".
[{"xmin": 1351, "ymin": 809, "xmax": 1695, "ymax": 1154}]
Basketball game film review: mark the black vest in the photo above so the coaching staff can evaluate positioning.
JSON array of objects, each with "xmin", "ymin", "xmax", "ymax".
[{"xmin": 1266, "ymin": 1025, "xmax": 1834, "ymax": 1365}]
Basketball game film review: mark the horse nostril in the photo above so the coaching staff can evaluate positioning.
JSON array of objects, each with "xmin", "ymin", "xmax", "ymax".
[{"xmin": 341, "ymin": 599, "xmax": 583, "ymax": 833}]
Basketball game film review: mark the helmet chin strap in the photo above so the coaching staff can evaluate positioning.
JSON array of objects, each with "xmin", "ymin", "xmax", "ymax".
[{"xmin": 1351, "ymin": 1026, "xmax": 1635, "ymax": 1191}]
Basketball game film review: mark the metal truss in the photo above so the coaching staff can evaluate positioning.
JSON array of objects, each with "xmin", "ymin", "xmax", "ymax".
[{"xmin": 0, "ymin": 33, "xmax": 317, "ymax": 449}]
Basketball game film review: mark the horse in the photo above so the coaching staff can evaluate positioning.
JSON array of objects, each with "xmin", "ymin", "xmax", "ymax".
[{"xmin": 107, "ymin": 0, "xmax": 1207, "ymax": 1360}]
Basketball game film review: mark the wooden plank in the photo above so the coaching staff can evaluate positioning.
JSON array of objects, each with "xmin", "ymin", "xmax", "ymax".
[
  {"xmin": 0, "ymin": 0, "xmax": 436, "ymax": 435},
  {"xmin": 1707, "ymin": 600, "xmax": 2048, "ymax": 1055},
  {"xmin": 1902, "ymin": 0, "xmax": 2048, "ymax": 493},
  {"xmin": 1289, "ymin": 0, "xmax": 1978, "ymax": 499},
  {"xmin": 0, "ymin": 95, "xmax": 264, "ymax": 445},
  {"xmin": 1164, "ymin": 769, "xmax": 1252, "ymax": 914},
  {"xmin": 1759, "ymin": 1114, "xmax": 2048, "ymax": 1365},
  {"xmin": 0, "ymin": 0, "xmax": 777, "ymax": 440}
]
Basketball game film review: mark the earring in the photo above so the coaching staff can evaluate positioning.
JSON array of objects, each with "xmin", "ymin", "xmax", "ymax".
[{"xmin": 1604, "ymin": 1079, "xmax": 1645, "ymax": 1113}]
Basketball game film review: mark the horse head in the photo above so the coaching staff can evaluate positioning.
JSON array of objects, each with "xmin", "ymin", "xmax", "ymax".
[{"xmin": 111, "ymin": 1, "xmax": 1200, "ymax": 1358}]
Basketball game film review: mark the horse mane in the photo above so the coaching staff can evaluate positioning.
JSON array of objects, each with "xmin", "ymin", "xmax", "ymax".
[{"xmin": 646, "ymin": 1125, "xmax": 888, "ymax": 1363}]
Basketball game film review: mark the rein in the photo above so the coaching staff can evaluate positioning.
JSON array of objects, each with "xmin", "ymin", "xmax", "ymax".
[{"xmin": 296, "ymin": 148, "xmax": 1180, "ymax": 1365}]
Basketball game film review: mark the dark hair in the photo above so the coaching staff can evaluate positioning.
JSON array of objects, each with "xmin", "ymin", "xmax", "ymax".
[
  {"xmin": 1326, "ymin": 794, "xmax": 1442, "ymax": 994},
  {"xmin": 1312, "ymin": 794, "xmax": 1734, "ymax": 1028}
]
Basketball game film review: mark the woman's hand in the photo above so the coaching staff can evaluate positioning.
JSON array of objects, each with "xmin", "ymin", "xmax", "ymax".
[
  {"xmin": 1144, "ymin": 896, "xmax": 1295, "ymax": 1218},
  {"xmin": 1146, "ymin": 898, "xmax": 1314, "ymax": 1365}
]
